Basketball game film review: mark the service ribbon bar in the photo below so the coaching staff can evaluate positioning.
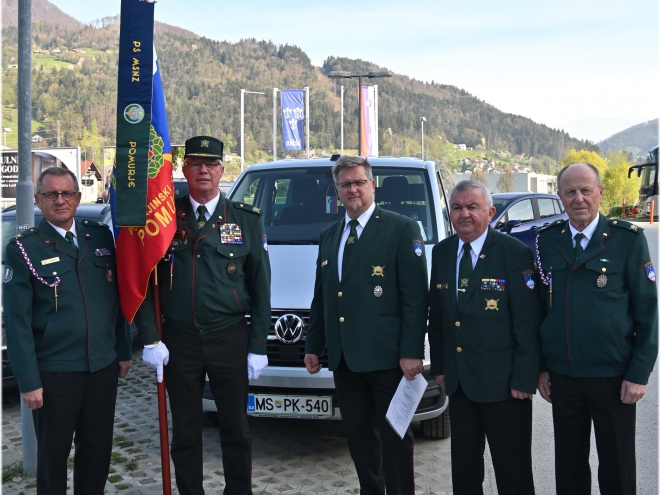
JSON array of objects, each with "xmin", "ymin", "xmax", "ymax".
[{"xmin": 114, "ymin": 0, "xmax": 155, "ymax": 226}]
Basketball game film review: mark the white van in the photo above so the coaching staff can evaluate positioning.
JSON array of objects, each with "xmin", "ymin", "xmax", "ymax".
[{"xmin": 202, "ymin": 156, "xmax": 455, "ymax": 438}]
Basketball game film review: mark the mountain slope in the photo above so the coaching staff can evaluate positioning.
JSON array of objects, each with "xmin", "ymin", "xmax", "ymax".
[
  {"xmin": 599, "ymin": 119, "xmax": 658, "ymax": 157},
  {"xmin": 2, "ymin": 0, "xmax": 82, "ymax": 29}
]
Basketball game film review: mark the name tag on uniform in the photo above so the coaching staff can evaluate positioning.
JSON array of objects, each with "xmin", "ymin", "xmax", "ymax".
[{"xmin": 41, "ymin": 257, "xmax": 60, "ymax": 265}]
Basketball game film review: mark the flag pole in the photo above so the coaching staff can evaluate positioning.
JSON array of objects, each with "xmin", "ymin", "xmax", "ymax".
[{"xmin": 151, "ymin": 270, "xmax": 172, "ymax": 495}]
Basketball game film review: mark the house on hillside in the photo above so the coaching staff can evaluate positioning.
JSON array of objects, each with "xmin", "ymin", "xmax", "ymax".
[{"xmin": 80, "ymin": 160, "xmax": 103, "ymax": 202}]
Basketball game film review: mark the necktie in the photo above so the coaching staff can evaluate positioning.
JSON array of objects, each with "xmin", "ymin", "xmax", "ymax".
[
  {"xmin": 573, "ymin": 233, "xmax": 585, "ymax": 258},
  {"xmin": 65, "ymin": 231, "xmax": 77, "ymax": 251},
  {"xmin": 342, "ymin": 219, "xmax": 359, "ymax": 279},
  {"xmin": 457, "ymin": 243, "xmax": 472, "ymax": 307},
  {"xmin": 197, "ymin": 205, "xmax": 208, "ymax": 230}
]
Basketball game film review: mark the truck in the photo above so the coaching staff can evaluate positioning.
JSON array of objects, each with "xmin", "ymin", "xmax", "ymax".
[
  {"xmin": 628, "ymin": 146, "xmax": 658, "ymax": 220},
  {"xmin": 201, "ymin": 155, "xmax": 455, "ymax": 438}
]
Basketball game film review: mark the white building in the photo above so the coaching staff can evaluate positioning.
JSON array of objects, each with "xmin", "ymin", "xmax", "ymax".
[{"xmin": 452, "ymin": 172, "xmax": 557, "ymax": 194}]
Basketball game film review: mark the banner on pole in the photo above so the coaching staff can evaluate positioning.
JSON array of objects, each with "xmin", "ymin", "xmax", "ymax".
[
  {"xmin": 111, "ymin": 39, "xmax": 175, "ymax": 322},
  {"xmin": 281, "ymin": 89, "xmax": 305, "ymax": 151},
  {"xmin": 359, "ymin": 85, "xmax": 378, "ymax": 157},
  {"xmin": 114, "ymin": 0, "xmax": 155, "ymax": 226}
]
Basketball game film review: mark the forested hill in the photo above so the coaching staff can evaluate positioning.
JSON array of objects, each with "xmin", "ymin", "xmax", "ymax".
[
  {"xmin": 1, "ymin": 1, "xmax": 598, "ymax": 172},
  {"xmin": 599, "ymin": 119, "xmax": 658, "ymax": 158}
]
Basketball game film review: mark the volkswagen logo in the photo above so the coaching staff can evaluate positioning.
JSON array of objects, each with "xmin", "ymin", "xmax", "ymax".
[{"xmin": 274, "ymin": 314, "xmax": 305, "ymax": 344}]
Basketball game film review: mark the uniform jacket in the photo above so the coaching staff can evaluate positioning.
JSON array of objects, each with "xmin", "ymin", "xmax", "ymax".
[
  {"xmin": 305, "ymin": 206, "xmax": 429, "ymax": 372},
  {"xmin": 536, "ymin": 215, "xmax": 658, "ymax": 384},
  {"xmin": 3, "ymin": 218, "xmax": 132, "ymax": 393},
  {"xmin": 135, "ymin": 193, "xmax": 271, "ymax": 354},
  {"xmin": 428, "ymin": 227, "xmax": 542, "ymax": 403}
]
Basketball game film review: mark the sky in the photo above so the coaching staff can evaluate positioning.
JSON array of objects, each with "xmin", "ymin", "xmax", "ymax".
[{"xmin": 50, "ymin": 0, "xmax": 658, "ymax": 143}]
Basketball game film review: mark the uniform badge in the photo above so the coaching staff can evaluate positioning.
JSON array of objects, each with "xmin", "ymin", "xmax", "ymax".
[
  {"xmin": 412, "ymin": 239, "xmax": 423, "ymax": 257},
  {"xmin": 95, "ymin": 248, "xmax": 111, "ymax": 257},
  {"xmin": 201, "ymin": 139, "xmax": 210, "ymax": 148},
  {"xmin": 3, "ymin": 265, "xmax": 13, "ymax": 283},
  {"xmin": 485, "ymin": 299, "xmax": 499, "ymax": 310},
  {"xmin": 262, "ymin": 234, "xmax": 268, "ymax": 252},
  {"xmin": 253, "ymin": 206, "xmax": 261, "ymax": 214},
  {"xmin": 221, "ymin": 223, "xmax": 243, "ymax": 244},
  {"xmin": 460, "ymin": 278, "xmax": 469, "ymax": 288},
  {"xmin": 479, "ymin": 254, "xmax": 486, "ymax": 259},
  {"xmin": 321, "ymin": 260, "xmax": 328, "ymax": 267},
  {"xmin": 346, "ymin": 236, "xmax": 356, "ymax": 245},
  {"xmin": 436, "ymin": 284, "xmax": 448, "ymax": 289},
  {"xmin": 522, "ymin": 270, "xmax": 535, "ymax": 290},
  {"xmin": 374, "ymin": 285, "xmax": 383, "ymax": 297},
  {"xmin": 372, "ymin": 266, "xmax": 385, "ymax": 277},
  {"xmin": 596, "ymin": 274, "xmax": 607, "ymax": 288},
  {"xmin": 106, "ymin": 269, "xmax": 114, "ymax": 283},
  {"xmin": 645, "ymin": 262, "xmax": 656, "ymax": 282},
  {"xmin": 227, "ymin": 262, "xmax": 237, "ymax": 275}
]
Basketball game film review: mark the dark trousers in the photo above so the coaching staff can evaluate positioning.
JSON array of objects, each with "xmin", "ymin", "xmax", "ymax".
[
  {"xmin": 164, "ymin": 319, "xmax": 252, "ymax": 495},
  {"xmin": 448, "ymin": 383, "xmax": 535, "ymax": 495},
  {"xmin": 33, "ymin": 362, "xmax": 119, "ymax": 495},
  {"xmin": 549, "ymin": 372, "xmax": 637, "ymax": 495},
  {"xmin": 332, "ymin": 357, "xmax": 415, "ymax": 495}
]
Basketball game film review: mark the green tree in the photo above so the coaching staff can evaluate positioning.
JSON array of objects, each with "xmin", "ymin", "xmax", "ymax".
[
  {"xmin": 561, "ymin": 149, "xmax": 607, "ymax": 174},
  {"xmin": 601, "ymin": 151, "xmax": 640, "ymax": 215},
  {"xmin": 471, "ymin": 167, "xmax": 489, "ymax": 187}
]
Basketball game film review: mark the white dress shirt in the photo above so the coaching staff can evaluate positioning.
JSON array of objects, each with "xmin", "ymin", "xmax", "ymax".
[
  {"xmin": 568, "ymin": 213, "xmax": 600, "ymax": 251},
  {"xmin": 455, "ymin": 228, "xmax": 489, "ymax": 297},
  {"xmin": 337, "ymin": 202, "xmax": 376, "ymax": 281},
  {"xmin": 189, "ymin": 192, "xmax": 220, "ymax": 221},
  {"xmin": 48, "ymin": 220, "xmax": 78, "ymax": 248}
]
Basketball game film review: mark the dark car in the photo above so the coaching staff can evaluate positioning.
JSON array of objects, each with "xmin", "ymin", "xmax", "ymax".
[
  {"xmin": 2, "ymin": 203, "xmax": 114, "ymax": 389},
  {"xmin": 491, "ymin": 192, "xmax": 568, "ymax": 249}
]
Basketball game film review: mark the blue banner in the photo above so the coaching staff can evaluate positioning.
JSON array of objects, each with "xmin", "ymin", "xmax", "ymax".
[
  {"xmin": 115, "ymin": 0, "xmax": 154, "ymax": 225},
  {"xmin": 281, "ymin": 89, "xmax": 305, "ymax": 151}
]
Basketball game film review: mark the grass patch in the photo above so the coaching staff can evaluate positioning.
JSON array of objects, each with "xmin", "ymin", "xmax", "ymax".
[
  {"xmin": 114, "ymin": 435, "xmax": 134, "ymax": 448},
  {"xmin": 125, "ymin": 459, "xmax": 138, "ymax": 471},
  {"xmin": 126, "ymin": 447, "xmax": 141, "ymax": 454},
  {"xmin": 117, "ymin": 422, "xmax": 129, "ymax": 428},
  {"xmin": 123, "ymin": 427, "xmax": 137, "ymax": 433},
  {"xmin": 116, "ymin": 484, "xmax": 130, "ymax": 490},
  {"xmin": 111, "ymin": 452, "xmax": 127, "ymax": 463},
  {"xmin": 108, "ymin": 474, "xmax": 122, "ymax": 483},
  {"xmin": 214, "ymin": 471, "xmax": 224, "ymax": 476},
  {"xmin": 137, "ymin": 439, "xmax": 152, "ymax": 444},
  {"xmin": 2, "ymin": 462, "xmax": 28, "ymax": 482}
]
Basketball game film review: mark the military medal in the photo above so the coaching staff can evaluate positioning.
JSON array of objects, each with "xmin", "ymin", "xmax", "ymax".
[
  {"xmin": 596, "ymin": 274, "xmax": 607, "ymax": 288},
  {"xmin": 372, "ymin": 266, "xmax": 385, "ymax": 277},
  {"xmin": 221, "ymin": 223, "xmax": 243, "ymax": 244},
  {"xmin": 346, "ymin": 236, "xmax": 355, "ymax": 245},
  {"xmin": 227, "ymin": 262, "xmax": 237, "ymax": 275},
  {"xmin": 106, "ymin": 269, "xmax": 114, "ymax": 282},
  {"xmin": 485, "ymin": 299, "xmax": 499, "ymax": 310},
  {"xmin": 374, "ymin": 285, "xmax": 383, "ymax": 297}
]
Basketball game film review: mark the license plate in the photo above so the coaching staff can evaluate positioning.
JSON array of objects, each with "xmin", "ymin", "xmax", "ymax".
[{"xmin": 247, "ymin": 394, "xmax": 333, "ymax": 417}]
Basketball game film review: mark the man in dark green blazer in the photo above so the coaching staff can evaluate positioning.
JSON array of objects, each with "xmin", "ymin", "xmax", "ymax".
[
  {"xmin": 134, "ymin": 136, "xmax": 271, "ymax": 495},
  {"xmin": 3, "ymin": 167, "xmax": 132, "ymax": 495},
  {"xmin": 536, "ymin": 163, "xmax": 658, "ymax": 495},
  {"xmin": 304, "ymin": 156, "xmax": 428, "ymax": 495},
  {"xmin": 428, "ymin": 179, "xmax": 542, "ymax": 495}
]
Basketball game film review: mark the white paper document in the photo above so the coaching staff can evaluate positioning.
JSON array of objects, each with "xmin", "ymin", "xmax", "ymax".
[{"xmin": 386, "ymin": 373, "xmax": 428, "ymax": 439}]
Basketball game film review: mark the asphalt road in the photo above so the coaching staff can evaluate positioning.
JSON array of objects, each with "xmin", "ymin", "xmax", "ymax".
[{"xmin": 2, "ymin": 223, "xmax": 658, "ymax": 494}]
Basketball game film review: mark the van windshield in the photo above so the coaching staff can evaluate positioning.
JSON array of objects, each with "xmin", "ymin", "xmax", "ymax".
[{"xmin": 230, "ymin": 166, "xmax": 436, "ymax": 244}]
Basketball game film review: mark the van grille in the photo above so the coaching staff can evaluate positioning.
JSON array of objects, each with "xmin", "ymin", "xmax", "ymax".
[{"xmin": 245, "ymin": 310, "xmax": 329, "ymax": 367}]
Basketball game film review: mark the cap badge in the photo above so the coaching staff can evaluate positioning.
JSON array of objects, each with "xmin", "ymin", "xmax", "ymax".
[{"xmin": 201, "ymin": 139, "xmax": 210, "ymax": 148}]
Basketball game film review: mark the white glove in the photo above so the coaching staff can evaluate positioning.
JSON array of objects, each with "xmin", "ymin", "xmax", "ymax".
[
  {"xmin": 247, "ymin": 353, "xmax": 268, "ymax": 380},
  {"xmin": 142, "ymin": 342, "xmax": 170, "ymax": 383}
]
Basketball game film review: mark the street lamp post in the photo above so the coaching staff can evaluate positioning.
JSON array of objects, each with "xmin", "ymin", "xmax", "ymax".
[
  {"xmin": 240, "ymin": 89, "xmax": 265, "ymax": 172},
  {"xmin": 327, "ymin": 70, "xmax": 392, "ymax": 157},
  {"xmin": 2, "ymin": 128, "xmax": 11, "ymax": 148},
  {"xmin": 420, "ymin": 117, "xmax": 427, "ymax": 162}
]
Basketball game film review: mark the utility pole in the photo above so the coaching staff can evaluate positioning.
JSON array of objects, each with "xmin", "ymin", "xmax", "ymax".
[
  {"xmin": 17, "ymin": 0, "xmax": 37, "ymax": 475},
  {"xmin": 56, "ymin": 119, "xmax": 61, "ymax": 147}
]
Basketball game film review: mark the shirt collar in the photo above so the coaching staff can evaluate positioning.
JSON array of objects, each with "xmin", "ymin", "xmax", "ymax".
[
  {"xmin": 568, "ymin": 213, "xmax": 600, "ymax": 241},
  {"xmin": 457, "ymin": 227, "xmax": 489, "ymax": 257},
  {"xmin": 48, "ymin": 219, "xmax": 77, "ymax": 240},
  {"xmin": 344, "ymin": 202, "xmax": 376, "ymax": 231},
  {"xmin": 189, "ymin": 192, "xmax": 220, "ymax": 217}
]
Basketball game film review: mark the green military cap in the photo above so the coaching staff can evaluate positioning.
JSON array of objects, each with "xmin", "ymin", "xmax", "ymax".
[{"xmin": 184, "ymin": 135, "xmax": 224, "ymax": 159}]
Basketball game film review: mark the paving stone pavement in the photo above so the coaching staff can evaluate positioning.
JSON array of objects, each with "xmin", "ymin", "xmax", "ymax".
[{"xmin": 2, "ymin": 347, "xmax": 454, "ymax": 494}]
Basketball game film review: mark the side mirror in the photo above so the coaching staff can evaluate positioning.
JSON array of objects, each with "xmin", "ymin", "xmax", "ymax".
[{"xmin": 506, "ymin": 219, "xmax": 521, "ymax": 234}]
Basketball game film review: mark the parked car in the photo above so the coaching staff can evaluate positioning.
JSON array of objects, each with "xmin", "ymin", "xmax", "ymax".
[
  {"xmin": 491, "ymin": 192, "xmax": 568, "ymax": 249},
  {"xmin": 201, "ymin": 156, "xmax": 455, "ymax": 438},
  {"xmin": 2, "ymin": 203, "xmax": 115, "ymax": 389}
]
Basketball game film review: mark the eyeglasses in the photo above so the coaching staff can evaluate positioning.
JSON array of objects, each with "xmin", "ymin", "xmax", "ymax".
[
  {"xmin": 39, "ymin": 191, "xmax": 78, "ymax": 202},
  {"xmin": 335, "ymin": 180, "xmax": 370, "ymax": 191},
  {"xmin": 186, "ymin": 161, "xmax": 222, "ymax": 170}
]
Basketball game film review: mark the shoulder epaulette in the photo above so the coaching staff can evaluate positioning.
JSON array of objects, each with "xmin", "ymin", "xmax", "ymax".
[
  {"xmin": 609, "ymin": 218, "xmax": 643, "ymax": 233},
  {"xmin": 9, "ymin": 227, "xmax": 38, "ymax": 243},
  {"xmin": 233, "ymin": 202, "xmax": 262, "ymax": 215},
  {"xmin": 81, "ymin": 220, "xmax": 109, "ymax": 228},
  {"xmin": 538, "ymin": 218, "xmax": 567, "ymax": 234}
]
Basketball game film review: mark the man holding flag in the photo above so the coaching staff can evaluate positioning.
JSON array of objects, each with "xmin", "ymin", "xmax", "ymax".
[{"xmin": 133, "ymin": 136, "xmax": 271, "ymax": 495}]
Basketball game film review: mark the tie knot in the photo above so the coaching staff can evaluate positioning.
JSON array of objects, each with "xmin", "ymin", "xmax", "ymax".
[
  {"xmin": 348, "ymin": 219, "xmax": 359, "ymax": 228},
  {"xmin": 463, "ymin": 243, "xmax": 471, "ymax": 254},
  {"xmin": 65, "ymin": 231, "xmax": 74, "ymax": 241},
  {"xmin": 574, "ymin": 233, "xmax": 584, "ymax": 242},
  {"xmin": 197, "ymin": 205, "xmax": 208, "ymax": 218}
]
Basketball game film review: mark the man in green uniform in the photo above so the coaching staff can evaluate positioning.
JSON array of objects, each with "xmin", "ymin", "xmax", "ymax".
[
  {"xmin": 536, "ymin": 162, "xmax": 658, "ymax": 495},
  {"xmin": 304, "ymin": 155, "xmax": 428, "ymax": 495},
  {"xmin": 134, "ymin": 136, "xmax": 271, "ymax": 495},
  {"xmin": 428, "ymin": 179, "xmax": 542, "ymax": 495},
  {"xmin": 3, "ymin": 167, "xmax": 133, "ymax": 495}
]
